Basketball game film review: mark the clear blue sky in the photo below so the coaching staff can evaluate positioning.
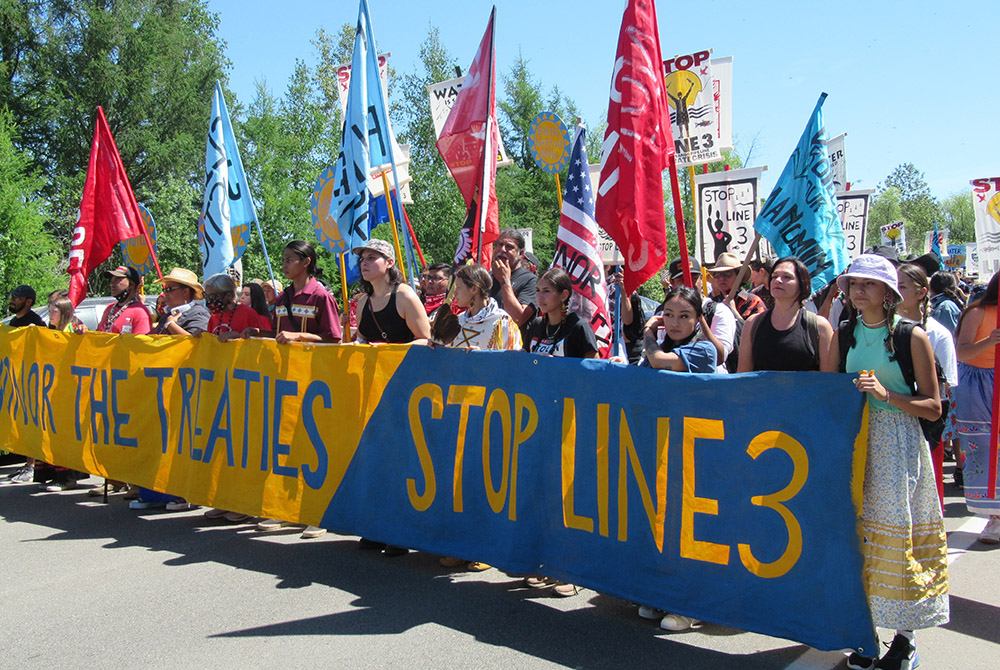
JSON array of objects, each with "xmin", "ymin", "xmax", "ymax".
[{"xmin": 209, "ymin": 0, "xmax": 998, "ymax": 199}]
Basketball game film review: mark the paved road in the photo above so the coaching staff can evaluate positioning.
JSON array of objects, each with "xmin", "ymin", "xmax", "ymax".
[{"xmin": 1, "ymin": 460, "xmax": 997, "ymax": 669}]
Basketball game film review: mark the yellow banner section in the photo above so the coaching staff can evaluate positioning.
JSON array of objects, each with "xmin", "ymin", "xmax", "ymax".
[{"xmin": 0, "ymin": 326, "xmax": 406, "ymax": 525}]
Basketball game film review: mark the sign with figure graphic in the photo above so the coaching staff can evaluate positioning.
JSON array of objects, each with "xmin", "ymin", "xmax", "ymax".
[
  {"xmin": 694, "ymin": 167, "xmax": 766, "ymax": 264},
  {"xmin": 836, "ymin": 189, "xmax": 873, "ymax": 260},
  {"xmin": 880, "ymin": 220, "xmax": 907, "ymax": 254},
  {"xmin": 664, "ymin": 50, "xmax": 720, "ymax": 166},
  {"xmin": 971, "ymin": 177, "xmax": 1000, "ymax": 275}
]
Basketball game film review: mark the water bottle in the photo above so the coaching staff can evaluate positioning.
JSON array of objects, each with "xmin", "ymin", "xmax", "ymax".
[{"xmin": 121, "ymin": 317, "xmax": 133, "ymax": 334}]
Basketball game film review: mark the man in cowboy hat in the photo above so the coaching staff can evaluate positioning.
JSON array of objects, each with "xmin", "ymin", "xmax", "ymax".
[
  {"xmin": 98, "ymin": 266, "xmax": 152, "ymax": 334},
  {"xmin": 153, "ymin": 268, "xmax": 209, "ymax": 336},
  {"xmin": 707, "ymin": 252, "xmax": 766, "ymax": 321}
]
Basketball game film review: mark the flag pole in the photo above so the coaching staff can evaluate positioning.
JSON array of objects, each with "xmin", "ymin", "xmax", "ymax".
[
  {"xmin": 476, "ymin": 7, "xmax": 498, "ymax": 266},
  {"xmin": 667, "ymin": 153, "xmax": 693, "ymax": 288},
  {"xmin": 555, "ymin": 172, "xmax": 563, "ymax": 211},
  {"xmin": 254, "ymin": 217, "xmax": 277, "ymax": 287},
  {"xmin": 380, "ymin": 171, "xmax": 407, "ymax": 281},
  {"xmin": 400, "ymin": 203, "xmax": 426, "ymax": 267},
  {"xmin": 339, "ymin": 252, "xmax": 352, "ymax": 342}
]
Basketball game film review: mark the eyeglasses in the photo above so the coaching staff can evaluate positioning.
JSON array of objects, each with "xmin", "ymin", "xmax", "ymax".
[{"xmin": 162, "ymin": 286, "xmax": 184, "ymax": 293}]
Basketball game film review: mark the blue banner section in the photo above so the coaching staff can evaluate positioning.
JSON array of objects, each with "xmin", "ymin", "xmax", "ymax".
[
  {"xmin": 322, "ymin": 347, "xmax": 876, "ymax": 653},
  {"xmin": 753, "ymin": 94, "xmax": 851, "ymax": 292}
]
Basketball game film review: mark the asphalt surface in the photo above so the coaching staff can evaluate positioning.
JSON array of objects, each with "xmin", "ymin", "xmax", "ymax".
[{"xmin": 1, "ymin": 458, "xmax": 997, "ymax": 669}]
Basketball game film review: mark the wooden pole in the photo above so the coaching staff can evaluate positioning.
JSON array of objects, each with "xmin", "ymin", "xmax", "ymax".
[
  {"xmin": 725, "ymin": 232, "xmax": 762, "ymax": 304},
  {"xmin": 555, "ymin": 172, "xmax": 563, "ymax": 212},
  {"xmin": 380, "ymin": 171, "xmax": 407, "ymax": 282},
  {"xmin": 667, "ymin": 154, "xmax": 693, "ymax": 288},
  {"xmin": 339, "ymin": 252, "xmax": 352, "ymax": 342}
]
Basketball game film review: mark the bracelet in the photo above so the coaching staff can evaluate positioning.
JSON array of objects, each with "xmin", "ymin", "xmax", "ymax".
[{"xmin": 883, "ymin": 389, "xmax": 891, "ymax": 403}]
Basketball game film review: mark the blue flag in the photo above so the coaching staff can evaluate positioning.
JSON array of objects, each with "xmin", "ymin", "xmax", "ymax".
[
  {"xmin": 753, "ymin": 94, "xmax": 850, "ymax": 292},
  {"xmin": 199, "ymin": 81, "xmax": 257, "ymax": 279},
  {"xmin": 330, "ymin": 0, "xmax": 406, "ymax": 282},
  {"xmin": 931, "ymin": 220, "xmax": 943, "ymax": 260}
]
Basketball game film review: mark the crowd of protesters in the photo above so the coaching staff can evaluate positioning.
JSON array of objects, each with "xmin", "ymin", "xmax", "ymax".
[{"xmin": 3, "ymin": 229, "xmax": 998, "ymax": 670}]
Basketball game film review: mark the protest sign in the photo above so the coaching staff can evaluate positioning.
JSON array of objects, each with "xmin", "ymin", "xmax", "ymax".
[
  {"xmin": 836, "ymin": 189, "xmax": 873, "ymax": 260},
  {"xmin": 827, "ymin": 133, "xmax": 847, "ymax": 192},
  {"xmin": 0, "ymin": 326, "xmax": 876, "ymax": 654},
  {"xmin": 971, "ymin": 177, "xmax": 1000, "ymax": 276},
  {"xmin": 427, "ymin": 75, "xmax": 513, "ymax": 167},
  {"xmin": 664, "ymin": 50, "xmax": 720, "ymax": 166},
  {"xmin": 966, "ymin": 242, "xmax": 981, "ymax": 276},
  {"xmin": 119, "ymin": 204, "xmax": 158, "ymax": 275},
  {"xmin": 694, "ymin": 166, "xmax": 766, "ymax": 264},
  {"xmin": 711, "ymin": 56, "xmax": 733, "ymax": 151},
  {"xmin": 945, "ymin": 244, "xmax": 966, "ymax": 272},
  {"xmin": 336, "ymin": 53, "xmax": 389, "ymax": 116},
  {"xmin": 880, "ymin": 220, "xmax": 907, "ymax": 254},
  {"xmin": 529, "ymin": 112, "xmax": 570, "ymax": 174}
]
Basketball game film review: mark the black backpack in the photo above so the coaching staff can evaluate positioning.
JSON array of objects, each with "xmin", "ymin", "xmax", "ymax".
[{"xmin": 838, "ymin": 318, "xmax": 950, "ymax": 445}]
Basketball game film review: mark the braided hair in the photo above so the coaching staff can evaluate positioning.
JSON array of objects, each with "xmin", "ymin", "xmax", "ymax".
[
  {"xmin": 898, "ymin": 263, "xmax": 930, "ymax": 327},
  {"xmin": 929, "ymin": 271, "xmax": 965, "ymax": 309}
]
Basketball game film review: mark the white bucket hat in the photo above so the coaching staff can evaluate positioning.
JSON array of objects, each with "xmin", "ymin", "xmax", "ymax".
[{"xmin": 836, "ymin": 254, "xmax": 902, "ymax": 301}]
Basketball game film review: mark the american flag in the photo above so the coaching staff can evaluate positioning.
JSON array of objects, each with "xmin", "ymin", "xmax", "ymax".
[{"xmin": 553, "ymin": 127, "xmax": 613, "ymax": 358}]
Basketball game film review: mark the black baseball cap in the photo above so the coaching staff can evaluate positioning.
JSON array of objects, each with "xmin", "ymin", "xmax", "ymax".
[
  {"xmin": 9, "ymin": 285, "xmax": 36, "ymax": 300},
  {"xmin": 668, "ymin": 257, "xmax": 702, "ymax": 279},
  {"xmin": 104, "ymin": 265, "xmax": 141, "ymax": 285}
]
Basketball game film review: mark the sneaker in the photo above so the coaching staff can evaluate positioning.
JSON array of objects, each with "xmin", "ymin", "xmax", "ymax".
[
  {"xmin": 659, "ymin": 613, "xmax": 701, "ymax": 632},
  {"xmin": 257, "ymin": 518, "xmax": 294, "ymax": 531},
  {"xmin": 467, "ymin": 561, "xmax": 491, "ymax": 572},
  {"xmin": 552, "ymin": 581, "xmax": 578, "ymax": 597},
  {"xmin": 440, "ymin": 557, "xmax": 466, "ymax": 568},
  {"xmin": 874, "ymin": 634, "xmax": 918, "ymax": 669},
  {"xmin": 87, "ymin": 482, "xmax": 126, "ymax": 496},
  {"xmin": 5, "ymin": 466, "xmax": 35, "ymax": 484},
  {"xmin": 123, "ymin": 485, "xmax": 141, "ymax": 500},
  {"xmin": 223, "ymin": 512, "xmax": 252, "ymax": 523},
  {"xmin": 638, "ymin": 605, "xmax": 665, "ymax": 620},
  {"xmin": 204, "ymin": 508, "xmax": 228, "ymax": 519},
  {"xmin": 847, "ymin": 652, "xmax": 878, "ymax": 670},
  {"xmin": 129, "ymin": 499, "xmax": 166, "ymax": 510},
  {"xmin": 979, "ymin": 517, "xmax": 1000, "ymax": 545},
  {"xmin": 44, "ymin": 480, "xmax": 78, "ymax": 492},
  {"xmin": 953, "ymin": 466, "xmax": 964, "ymax": 490},
  {"xmin": 165, "ymin": 500, "xmax": 196, "ymax": 512},
  {"xmin": 524, "ymin": 576, "xmax": 555, "ymax": 588},
  {"xmin": 301, "ymin": 526, "xmax": 327, "ymax": 539}
]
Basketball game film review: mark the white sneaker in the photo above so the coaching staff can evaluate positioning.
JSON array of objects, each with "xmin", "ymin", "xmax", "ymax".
[
  {"xmin": 165, "ymin": 500, "xmax": 196, "ymax": 512},
  {"xmin": 257, "ymin": 518, "xmax": 293, "ymax": 531},
  {"xmin": 638, "ymin": 605, "xmax": 665, "ymax": 620},
  {"xmin": 660, "ymin": 613, "xmax": 701, "ymax": 632},
  {"xmin": 980, "ymin": 516, "xmax": 1000, "ymax": 545},
  {"xmin": 301, "ymin": 526, "xmax": 327, "ymax": 539}
]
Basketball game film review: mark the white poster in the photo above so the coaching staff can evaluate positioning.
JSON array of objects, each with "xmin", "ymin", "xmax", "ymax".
[
  {"xmin": 966, "ymin": 243, "xmax": 981, "ymax": 277},
  {"xmin": 944, "ymin": 244, "xmax": 966, "ymax": 272},
  {"xmin": 427, "ymin": 75, "xmax": 513, "ymax": 167},
  {"xmin": 711, "ymin": 56, "xmax": 733, "ymax": 151},
  {"xmin": 923, "ymin": 228, "xmax": 950, "ymax": 256},
  {"xmin": 694, "ymin": 166, "xmax": 767, "ymax": 264},
  {"xmin": 335, "ymin": 53, "xmax": 390, "ymax": 117},
  {"xmin": 515, "ymin": 227, "xmax": 534, "ymax": 254},
  {"xmin": 664, "ymin": 50, "xmax": 721, "ymax": 166},
  {"xmin": 826, "ymin": 133, "xmax": 847, "ymax": 192},
  {"xmin": 971, "ymin": 177, "xmax": 1000, "ymax": 276},
  {"xmin": 836, "ymin": 189, "xmax": 872, "ymax": 260},
  {"xmin": 880, "ymin": 220, "xmax": 907, "ymax": 254}
]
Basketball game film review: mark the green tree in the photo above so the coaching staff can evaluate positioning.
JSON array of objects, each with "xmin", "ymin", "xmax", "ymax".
[
  {"xmin": 938, "ymin": 190, "xmax": 975, "ymax": 244},
  {"xmin": 0, "ymin": 109, "xmax": 61, "ymax": 297},
  {"xmin": 879, "ymin": 163, "xmax": 940, "ymax": 253},
  {"xmin": 868, "ymin": 186, "xmax": 904, "ymax": 249}
]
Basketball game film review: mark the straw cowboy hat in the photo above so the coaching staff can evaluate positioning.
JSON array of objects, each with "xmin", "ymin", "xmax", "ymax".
[
  {"xmin": 708, "ymin": 252, "xmax": 742, "ymax": 273},
  {"xmin": 154, "ymin": 268, "xmax": 204, "ymax": 300}
]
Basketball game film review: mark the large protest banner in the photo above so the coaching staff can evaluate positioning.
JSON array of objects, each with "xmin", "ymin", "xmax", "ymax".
[
  {"xmin": 971, "ymin": 177, "xmax": 1000, "ymax": 276},
  {"xmin": 0, "ymin": 326, "xmax": 877, "ymax": 653},
  {"xmin": 664, "ymin": 50, "xmax": 720, "ymax": 166},
  {"xmin": 694, "ymin": 167, "xmax": 766, "ymax": 264},
  {"xmin": 836, "ymin": 189, "xmax": 873, "ymax": 260}
]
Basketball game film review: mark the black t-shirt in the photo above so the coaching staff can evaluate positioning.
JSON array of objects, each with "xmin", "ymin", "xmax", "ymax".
[
  {"xmin": 491, "ymin": 265, "xmax": 537, "ymax": 311},
  {"xmin": 9, "ymin": 311, "xmax": 45, "ymax": 327},
  {"xmin": 524, "ymin": 311, "xmax": 599, "ymax": 358}
]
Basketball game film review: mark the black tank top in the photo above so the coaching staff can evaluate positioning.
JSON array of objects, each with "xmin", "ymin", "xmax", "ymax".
[
  {"xmin": 359, "ymin": 285, "xmax": 414, "ymax": 343},
  {"xmin": 751, "ymin": 309, "xmax": 818, "ymax": 371}
]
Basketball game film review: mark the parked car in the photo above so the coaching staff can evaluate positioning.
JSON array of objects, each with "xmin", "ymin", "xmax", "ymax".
[{"xmin": 3, "ymin": 296, "xmax": 158, "ymax": 331}]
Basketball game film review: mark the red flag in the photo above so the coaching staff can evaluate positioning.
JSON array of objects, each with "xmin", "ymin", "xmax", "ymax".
[
  {"xmin": 436, "ymin": 8, "xmax": 499, "ymax": 266},
  {"xmin": 594, "ymin": 0, "xmax": 675, "ymax": 295},
  {"xmin": 68, "ymin": 107, "xmax": 148, "ymax": 305}
]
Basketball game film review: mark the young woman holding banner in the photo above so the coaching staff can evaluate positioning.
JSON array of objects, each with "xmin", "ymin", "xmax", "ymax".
[
  {"xmin": 824, "ymin": 254, "xmax": 948, "ymax": 670},
  {"xmin": 954, "ymin": 270, "xmax": 1000, "ymax": 545},
  {"xmin": 737, "ymin": 257, "xmax": 834, "ymax": 373}
]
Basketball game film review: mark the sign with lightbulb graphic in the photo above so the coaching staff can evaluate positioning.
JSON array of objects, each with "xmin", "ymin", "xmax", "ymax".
[{"xmin": 972, "ymin": 177, "xmax": 1000, "ymax": 276}]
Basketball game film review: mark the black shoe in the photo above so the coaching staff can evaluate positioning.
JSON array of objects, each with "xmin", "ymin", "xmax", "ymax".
[
  {"xmin": 383, "ymin": 545, "xmax": 408, "ymax": 557},
  {"xmin": 954, "ymin": 466, "xmax": 964, "ymax": 490},
  {"xmin": 358, "ymin": 537, "xmax": 386, "ymax": 551},
  {"xmin": 874, "ymin": 634, "xmax": 918, "ymax": 669},
  {"xmin": 847, "ymin": 652, "xmax": 877, "ymax": 670}
]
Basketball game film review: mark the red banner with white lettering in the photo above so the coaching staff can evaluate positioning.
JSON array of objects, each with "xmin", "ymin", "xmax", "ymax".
[
  {"xmin": 68, "ymin": 107, "xmax": 147, "ymax": 305},
  {"xmin": 594, "ymin": 0, "xmax": 674, "ymax": 295}
]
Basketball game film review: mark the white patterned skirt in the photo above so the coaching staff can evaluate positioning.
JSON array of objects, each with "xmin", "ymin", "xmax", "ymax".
[{"xmin": 862, "ymin": 409, "xmax": 949, "ymax": 630}]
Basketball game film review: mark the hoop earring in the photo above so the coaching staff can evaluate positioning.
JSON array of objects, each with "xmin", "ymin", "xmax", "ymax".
[{"xmin": 883, "ymin": 293, "xmax": 895, "ymax": 310}]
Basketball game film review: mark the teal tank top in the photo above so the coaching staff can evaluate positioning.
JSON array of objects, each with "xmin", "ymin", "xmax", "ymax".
[{"xmin": 845, "ymin": 318, "xmax": 909, "ymax": 412}]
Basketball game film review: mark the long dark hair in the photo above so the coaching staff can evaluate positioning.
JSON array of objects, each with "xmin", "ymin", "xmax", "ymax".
[
  {"xmin": 930, "ymin": 271, "xmax": 964, "ymax": 308},
  {"xmin": 770, "ymin": 256, "xmax": 812, "ymax": 305},
  {"xmin": 539, "ymin": 268, "xmax": 572, "ymax": 303},
  {"xmin": 247, "ymin": 283, "xmax": 270, "ymax": 318},
  {"xmin": 285, "ymin": 240, "xmax": 324, "ymax": 280},
  {"xmin": 898, "ymin": 263, "xmax": 930, "ymax": 326},
  {"xmin": 358, "ymin": 252, "xmax": 404, "ymax": 296},
  {"xmin": 660, "ymin": 285, "xmax": 703, "ymax": 352},
  {"xmin": 957, "ymin": 270, "xmax": 1000, "ymax": 339}
]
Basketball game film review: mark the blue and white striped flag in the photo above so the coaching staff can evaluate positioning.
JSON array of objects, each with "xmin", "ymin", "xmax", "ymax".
[{"xmin": 199, "ymin": 81, "xmax": 257, "ymax": 278}]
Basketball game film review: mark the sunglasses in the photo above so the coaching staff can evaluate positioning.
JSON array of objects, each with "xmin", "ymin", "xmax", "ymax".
[{"xmin": 162, "ymin": 286, "xmax": 186, "ymax": 293}]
